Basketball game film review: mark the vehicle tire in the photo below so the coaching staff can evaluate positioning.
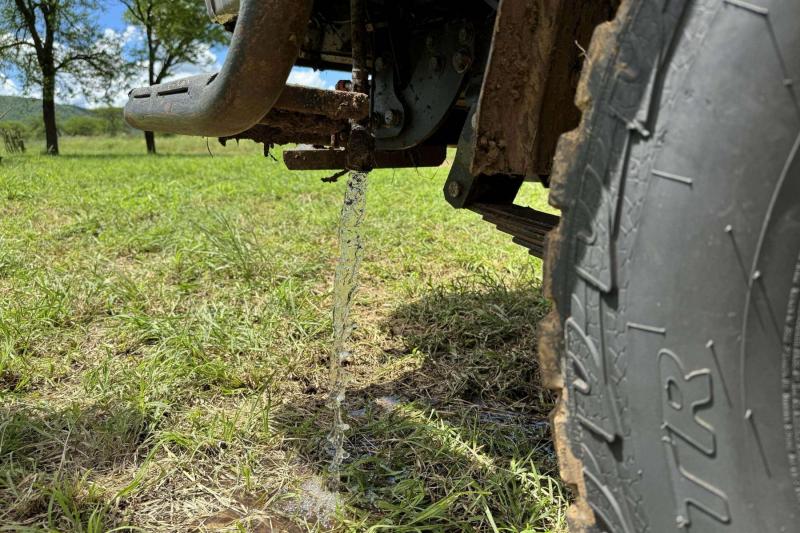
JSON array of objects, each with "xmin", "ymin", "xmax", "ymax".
[{"xmin": 537, "ymin": 0, "xmax": 800, "ymax": 531}]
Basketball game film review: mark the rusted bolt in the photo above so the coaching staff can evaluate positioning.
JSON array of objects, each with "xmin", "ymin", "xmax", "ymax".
[
  {"xmin": 335, "ymin": 80, "xmax": 353, "ymax": 92},
  {"xmin": 383, "ymin": 109, "xmax": 403, "ymax": 127},
  {"xmin": 446, "ymin": 181, "xmax": 463, "ymax": 199},
  {"xmin": 426, "ymin": 35, "xmax": 436, "ymax": 52},
  {"xmin": 458, "ymin": 26, "xmax": 474, "ymax": 45},
  {"xmin": 429, "ymin": 55, "xmax": 445, "ymax": 74},
  {"xmin": 452, "ymin": 50, "xmax": 473, "ymax": 74}
]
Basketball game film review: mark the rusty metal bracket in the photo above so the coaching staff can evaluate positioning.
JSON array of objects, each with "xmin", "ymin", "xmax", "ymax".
[
  {"xmin": 275, "ymin": 85, "xmax": 369, "ymax": 122},
  {"xmin": 284, "ymin": 146, "xmax": 446, "ymax": 171},
  {"xmin": 218, "ymin": 85, "xmax": 371, "ymax": 149}
]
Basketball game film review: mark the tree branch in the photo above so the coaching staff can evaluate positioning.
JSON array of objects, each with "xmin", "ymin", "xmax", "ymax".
[
  {"xmin": 56, "ymin": 51, "xmax": 113, "ymax": 71},
  {"xmin": 13, "ymin": 0, "xmax": 43, "ymax": 53},
  {"xmin": 0, "ymin": 40, "xmax": 35, "ymax": 52}
]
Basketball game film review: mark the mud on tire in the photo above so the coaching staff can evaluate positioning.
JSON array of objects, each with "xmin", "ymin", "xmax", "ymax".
[{"xmin": 538, "ymin": 0, "xmax": 800, "ymax": 531}]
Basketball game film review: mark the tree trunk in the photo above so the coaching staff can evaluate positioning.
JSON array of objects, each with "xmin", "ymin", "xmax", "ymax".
[
  {"xmin": 144, "ymin": 131, "xmax": 157, "ymax": 154},
  {"xmin": 145, "ymin": 21, "xmax": 158, "ymax": 156},
  {"xmin": 42, "ymin": 74, "xmax": 58, "ymax": 156}
]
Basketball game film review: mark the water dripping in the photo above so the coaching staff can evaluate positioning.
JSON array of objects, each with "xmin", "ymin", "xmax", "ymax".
[{"xmin": 327, "ymin": 170, "xmax": 369, "ymax": 479}]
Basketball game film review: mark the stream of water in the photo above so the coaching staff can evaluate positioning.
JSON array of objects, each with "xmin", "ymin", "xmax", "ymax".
[{"xmin": 327, "ymin": 170, "xmax": 369, "ymax": 478}]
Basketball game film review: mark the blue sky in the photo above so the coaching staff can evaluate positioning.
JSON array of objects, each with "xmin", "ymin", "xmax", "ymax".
[
  {"xmin": 97, "ymin": 4, "xmax": 128, "ymax": 31},
  {"xmin": 1, "ymin": 3, "xmax": 341, "ymax": 106}
]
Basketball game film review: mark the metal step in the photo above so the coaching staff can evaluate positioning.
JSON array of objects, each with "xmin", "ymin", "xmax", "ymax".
[{"xmin": 470, "ymin": 203, "xmax": 560, "ymax": 259}]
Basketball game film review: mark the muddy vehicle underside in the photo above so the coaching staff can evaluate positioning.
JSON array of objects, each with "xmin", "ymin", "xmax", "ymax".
[{"xmin": 125, "ymin": 0, "xmax": 614, "ymax": 260}]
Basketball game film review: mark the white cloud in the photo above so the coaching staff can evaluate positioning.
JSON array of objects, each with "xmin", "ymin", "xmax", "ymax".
[
  {"xmin": 0, "ymin": 78, "xmax": 20, "ymax": 97},
  {"xmin": 68, "ymin": 26, "xmax": 223, "ymax": 109},
  {"xmin": 107, "ymin": 25, "xmax": 140, "ymax": 45},
  {"xmin": 287, "ymin": 67, "xmax": 333, "ymax": 90}
]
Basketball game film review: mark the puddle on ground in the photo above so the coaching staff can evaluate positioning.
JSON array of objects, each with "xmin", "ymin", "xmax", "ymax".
[
  {"xmin": 270, "ymin": 473, "xmax": 341, "ymax": 528},
  {"xmin": 281, "ymin": 476, "xmax": 341, "ymax": 528}
]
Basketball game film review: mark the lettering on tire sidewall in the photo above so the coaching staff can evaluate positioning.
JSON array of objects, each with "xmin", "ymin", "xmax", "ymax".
[{"xmin": 658, "ymin": 348, "xmax": 730, "ymax": 528}]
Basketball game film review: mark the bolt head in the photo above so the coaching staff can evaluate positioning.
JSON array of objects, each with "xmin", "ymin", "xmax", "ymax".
[
  {"xmin": 458, "ymin": 26, "xmax": 474, "ymax": 45},
  {"xmin": 447, "ymin": 181, "xmax": 462, "ymax": 199},
  {"xmin": 426, "ymin": 35, "xmax": 436, "ymax": 51},
  {"xmin": 382, "ymin": 109, "xmax": 403, "ymax": 127},
  {"xmin": 452, "ymin": 50, "xmax": 473, "ymax": 74},
  {"xmin": 429, "ymin": 55, "xmax": 445, "ymax": 74}
]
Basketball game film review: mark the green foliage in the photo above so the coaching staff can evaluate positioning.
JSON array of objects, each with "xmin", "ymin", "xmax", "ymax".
[
  {"xmin": 60, "ymin": 116, "xmax": 105, "ymax": 137},
  {"xmin": 0, "ymin": 0, "xmax": 126, "ymax": 153},
  {"xmin": 92, "ymin": 107, "xmax": 130, "ymax": 137},
  {"xmin": 60, "ymin": 112, "xmax": 132, "ymax": 137},
  {"xmin": 0, "ymin": 1, "xmax": 124, "ymax": 103},
  {"xmin": 0, "ymin": 119, "xmax": 28, "ymax": 134},
  {"xmin": 122, "ymin": 0, "xmax": 227, "ymax": 85},
  {"xmin": 0, "ymin": 120, "xmax": 26, "ymax": 153}
]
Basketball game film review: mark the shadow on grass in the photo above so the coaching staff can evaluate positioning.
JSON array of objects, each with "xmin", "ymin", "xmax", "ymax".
[
  {"xmin": 0, "ymin": 401, "xmax": 157, "ymax": 531},
  {"xmin": 270, "ymin": 270, "xmax": 566, "ymax": 531},
  {"xmin": 0, "ymin": 270, "xmax": 566, "ymax": 531}
]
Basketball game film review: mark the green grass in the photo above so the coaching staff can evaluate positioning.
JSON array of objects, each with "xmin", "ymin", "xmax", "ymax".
[{"xmin": 0, "ymin": 136, "xmax": 565, "ymax": 531}]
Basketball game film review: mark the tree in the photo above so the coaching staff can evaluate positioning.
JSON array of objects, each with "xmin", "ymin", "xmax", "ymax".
[
  {"xmin": 61, "ymin": 115, "xmax": 104, "ymax": 136},
  {"xmin": 0, "ymin": 1, "xmax": 122, "ymax": 155},
  {"xmin": 93, "ymin": 107, "xmax": 128, "ymax": 136},
  {"xmin": 121, "ymin": 0, "xmax": 226, "ymax": 154}
]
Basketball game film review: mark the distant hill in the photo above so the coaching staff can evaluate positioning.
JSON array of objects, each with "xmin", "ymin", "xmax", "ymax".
[
  {"xmin": 0, "ymin": 95, "xmax": 99, "ymax": 122},
  {"xmin": 0, "ymin": 95, "xmax": 130, "ymax": 137}
]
